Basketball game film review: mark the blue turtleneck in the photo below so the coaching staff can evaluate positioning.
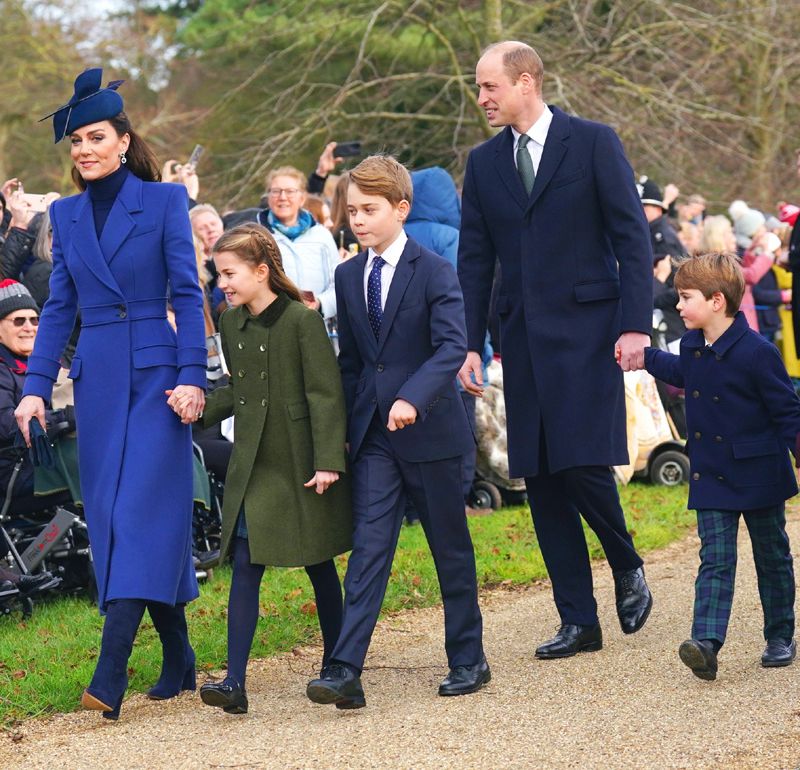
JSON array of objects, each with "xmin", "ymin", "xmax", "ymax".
[{"xmin": 86, "ymin": 163, "xmax": 129, "ymax": 240}]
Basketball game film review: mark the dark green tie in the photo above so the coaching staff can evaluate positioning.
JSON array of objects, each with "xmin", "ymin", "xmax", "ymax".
[{"xmin": 516, "ymin": 134, "xmax": 535, "ymax": 195}]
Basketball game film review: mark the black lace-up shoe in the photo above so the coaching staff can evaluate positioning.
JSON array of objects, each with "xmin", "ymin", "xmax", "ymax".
[
  {"xmin": 438, "ymin": 657, "xmax": 491, "ymax": 696},
  {"xmin": 306, "ymin": 663, "xmax": 365, "ymax": 709},
  {"xmin": 535, "ymin": 623, "xmax": 603, "ymax": 659},
  {"xmin": 614, "ymin": 567, "xmax": 653, "ymax": 634}
]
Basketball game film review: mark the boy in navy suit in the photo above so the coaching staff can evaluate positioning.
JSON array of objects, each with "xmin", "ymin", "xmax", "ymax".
[
  {"xmin": 306, "ymin": 155, "xmax": 488, "ymax": 709},
  {"xmin": 643, "ymin": 252, "xmax": 800, "ymax": 680}
]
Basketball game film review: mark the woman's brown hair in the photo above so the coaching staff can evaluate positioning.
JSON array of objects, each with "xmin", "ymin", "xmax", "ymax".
[
  {"xmin": 70, "ymin": 112, "xmax": 161, "ymax": 191},
  {"xmin": 211, "ymin": 223, "xmax": 302, "ymax": 302},
  {"xmin": 330, "ymin": 172, "xmax": 350, "ymax": 237}
]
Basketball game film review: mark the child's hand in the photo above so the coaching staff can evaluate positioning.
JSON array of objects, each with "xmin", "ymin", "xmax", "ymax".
[
  {"xmin": 304, "ymin": 470, "xmax": 339, "ymax": 494},
  {"xmin": 387, "ymin": 399, "xmax": 417, "ymax": 431}
]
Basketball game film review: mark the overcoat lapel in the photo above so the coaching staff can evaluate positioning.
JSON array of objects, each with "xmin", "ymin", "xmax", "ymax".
[
  {"xmin": 101, "ymin": 173, "xmax": 142, "ymax": 265},
  {"xmin": 494, "ymin": 127, "xmax": 529, "ymax": 210},
  {"xmin": 69, "ymin": 193, "xmax": 123, "ymax": 297},
  {"xmin": 376, "ymin": 243, "xmax": 417, "ymax": 355},
  {"xmin": 525, "ymin": 107, "xmax": 570, "ymax": 214}
]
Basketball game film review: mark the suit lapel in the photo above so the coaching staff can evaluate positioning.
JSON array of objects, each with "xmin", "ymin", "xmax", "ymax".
[
  {"xmin": 494, "ymin": 127, "xmax": 529, "ymax": 210},
  {"xmin": 525, "ymin": 107, "xmax": 570, "ymax": 214},
  {"xmin": 376, "ymin": 241, "xmax": 417, "ymax": 355},
  {"xmin": 69, "ymin": 193, "xmax": 123, "ymax": 297},
  {"xmin": 100, "ymin": 172, "xmax": 142, "ymax": 265}
]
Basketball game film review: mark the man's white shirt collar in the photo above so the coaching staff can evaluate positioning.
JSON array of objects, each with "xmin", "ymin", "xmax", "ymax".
[
  {"xmin": 368, "ymin": 230, "xmax": 407, "ymax": 268},
  {"xmin": 511, "ymin": 104, "xmax": 553, "ymax": 149}
]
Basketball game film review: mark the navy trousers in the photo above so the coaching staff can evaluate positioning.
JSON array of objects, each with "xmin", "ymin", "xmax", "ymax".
[
  {"xmin": 525, "ymin": 430, "xmax": 642, "ymax": 626},
  {"xmin": 331, "ymin": 418, "xmax": 484, "ymax": 671}
]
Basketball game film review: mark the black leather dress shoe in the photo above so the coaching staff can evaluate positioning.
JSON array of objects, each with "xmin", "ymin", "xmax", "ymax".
[
  {"xmin": 438, "ymin": 657, "xmax": 491, "ymax": 696},
  {"xmin": 17, "ymin": 572, "xmax": 60, "ymax": 595},
  {"xmin": 306, "ymin": 663, "xmax": 365, "ymax": 709},
  {"xmin": 199, "ymin": 678, "xmax": 248, "ymax": 714},
  {"xmin": 678, "ymin": 639, "xmax": 718, "ymax": 681},
  {"xmin": 761, "ymin": 638, "xmax": 796, "ymax": 668},
  {"xmin": 614, "ymin": 567, "xmax": 653, "ymax": 634},
  {"xmin": 535, "ymin": 623, "xmax": 603, "ymax": 659}
]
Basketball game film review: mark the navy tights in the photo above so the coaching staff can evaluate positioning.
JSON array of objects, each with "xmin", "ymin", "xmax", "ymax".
[{"xmin": 226, "ymin": 537, "xmax": 342, "ymax": 687}]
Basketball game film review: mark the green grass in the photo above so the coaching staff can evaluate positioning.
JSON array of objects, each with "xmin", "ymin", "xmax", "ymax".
[{"xmin": 0, "ymin": 482, "xmax": 691, "ymax": 725}]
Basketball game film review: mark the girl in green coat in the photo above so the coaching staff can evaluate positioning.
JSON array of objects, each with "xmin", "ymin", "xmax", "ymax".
[{"xmin": 198, "ymin": 223, "xmax": 351, "ymax": 714}]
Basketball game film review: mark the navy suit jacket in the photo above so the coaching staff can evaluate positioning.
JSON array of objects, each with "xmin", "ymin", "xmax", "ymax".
[
  {"xmin": 645, "ymin": 312, "xmax": 800, "ymax": 510},
  {"xmin": 334, "ymin": 236, "xmax": 474, "ymax": 463},
  {"xmin": 458, "ymin": 107, "xmax": 653, "ymax": 476}
]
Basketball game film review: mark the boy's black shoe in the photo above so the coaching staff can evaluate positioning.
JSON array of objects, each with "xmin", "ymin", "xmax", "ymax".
[
  {"xmin": 438, "ymin": 657, "xmax": 491, "ymax": 696},
  {"xmin": 678, "ymin": 639, "xmax": 718, "ymax": 680},
  {"xmin": 200, "ymin": 677, "xmax": 248, "ymax": 714},
  {"xmin": 535, "ymin": 623, "xmax": 603, "ymax": 659},
  {"xmin": 613, "ymin": 567, "xmax": 653, "ymax": 634},
  {"xmin": 306, "ymin": 663, "xmax": 365, "ymax": 709},
  {"xmin": 761, "ymin": 638, "xmax": 796, "ymax": 668}
]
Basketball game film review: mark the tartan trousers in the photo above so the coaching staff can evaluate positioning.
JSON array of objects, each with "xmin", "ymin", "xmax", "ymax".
[{"xmin": 693, "ymin": 504, "xmax": 795, "ymax": 644}]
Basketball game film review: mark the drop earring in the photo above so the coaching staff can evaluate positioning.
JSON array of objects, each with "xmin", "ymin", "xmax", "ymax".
[{"xmin": 120, "ymin": 151, "xmax": 127, "ymax": 165}]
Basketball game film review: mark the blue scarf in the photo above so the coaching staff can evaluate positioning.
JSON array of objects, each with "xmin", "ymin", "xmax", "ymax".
[{"xmin": 265, "ymin": 208, "xmax": 315, "ymax": 241}]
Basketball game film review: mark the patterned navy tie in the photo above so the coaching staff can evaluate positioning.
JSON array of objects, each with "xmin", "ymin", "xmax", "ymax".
[{"xmin": 367, "ymin": 255, "xmax": 385, "ymax": 339}]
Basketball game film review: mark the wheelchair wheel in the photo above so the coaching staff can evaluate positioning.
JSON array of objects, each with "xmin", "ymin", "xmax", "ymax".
[
  {"xmin": 649, "ymin": 450, "xmax": 690, "ymax": 486},
  {"xmin": 471, "ymin": 480, "xmax": 502, "ymax": 511}
]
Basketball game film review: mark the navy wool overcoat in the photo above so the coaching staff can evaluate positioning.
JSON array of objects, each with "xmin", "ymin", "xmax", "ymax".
[
  {"xmin": 458, "ymin": 107, "xmax": 653, "ymax": 476},
  {"xmin": 23, "ymin": 173, "xmax": 207, "ymax": 610}
]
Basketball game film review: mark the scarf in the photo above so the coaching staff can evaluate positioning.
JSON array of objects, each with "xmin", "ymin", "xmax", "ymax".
[{"xmin": 264, "ymin": 208, "xmax": 315, "ymax": 241}]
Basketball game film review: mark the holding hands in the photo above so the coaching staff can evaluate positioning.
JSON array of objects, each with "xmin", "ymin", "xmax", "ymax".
[
  {"xmin": 615, "ymin": 331, "xmax": 650, "ymax": 372},
  {"xmin": 165, "ymin": 385, "xmax": 206, "ymax": 424}
]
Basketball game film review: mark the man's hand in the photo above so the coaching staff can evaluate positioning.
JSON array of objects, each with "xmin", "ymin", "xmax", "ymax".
[
  {"xmin": 457, "ymin": 351, "xmax": 484, "ymax": 396},
  {"xmin": 315, "ymin": 142, "xmax": 343, "ymax": 178},
  {"xmin": 387, "ymin": 399, "xmax": 417, "ymax": 431},
  {"xmin": 615, "ymin": 331, "xmax": 650, "ymax": 372}
]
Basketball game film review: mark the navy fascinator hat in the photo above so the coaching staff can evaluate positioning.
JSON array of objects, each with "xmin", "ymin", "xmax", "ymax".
[{"xmin": 40, "ymin": 68, "xmax": 125, "ymax": 143}]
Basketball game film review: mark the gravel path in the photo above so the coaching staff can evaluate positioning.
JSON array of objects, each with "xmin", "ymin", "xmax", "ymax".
[{"xmin": 3, "ymin": 514, "xmax": 800, "ymax": 770}]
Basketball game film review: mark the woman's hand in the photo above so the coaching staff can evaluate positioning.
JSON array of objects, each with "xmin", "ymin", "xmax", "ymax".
[
  {"xmin": 15, "ymin": 395, "xmax": 46, "ymax": 447},
  {"xmin": 304, "ymin": 470, "xmax": 339, "ymax": 494},
  {"xmin": 165, "ymin": 385, "xmax": 206, "ymax": 424}
]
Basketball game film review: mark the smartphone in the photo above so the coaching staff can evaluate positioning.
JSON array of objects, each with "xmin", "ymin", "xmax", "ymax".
[
  {"xmin": 20, "ymin": 193, "xmax": 47, "ymax": 213},
  {"xmin": 187, "ymin": 144, "xmax": 204, "ymax": 167},
  {"xmin": 335, "ymin": 141, "xmax": 362, "ymax": 158}
]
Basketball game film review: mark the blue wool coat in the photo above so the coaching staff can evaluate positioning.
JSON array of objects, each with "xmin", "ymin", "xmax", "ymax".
[
  {"xmin": 458, "ymin": 107, "xmax": 653, "ymax": 477},
  {"xmin": 23, "ymin": 173, "xmax": 207, "ymax": 610},
  {"xmin": 645, "ymin": 312, "xmax": 800, "ymax": 510}
]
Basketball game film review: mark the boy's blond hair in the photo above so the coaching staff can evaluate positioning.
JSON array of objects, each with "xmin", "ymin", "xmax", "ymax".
[
  {"xmin": 348, "ymin": 154, "xmax": 413, "ymax": 208},
  {"xmin": 673, "ymin": 252, "xmax": 745, "ymax": 318}
]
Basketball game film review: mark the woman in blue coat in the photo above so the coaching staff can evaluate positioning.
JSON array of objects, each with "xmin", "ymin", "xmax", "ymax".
[{"xmin": 15, "ymin": 69, "xmax": 207, "ymax": 720}]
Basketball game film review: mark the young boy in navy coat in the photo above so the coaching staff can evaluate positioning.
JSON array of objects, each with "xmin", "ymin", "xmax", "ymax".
[
  {"xmin": 306, "ymin": 155, "xmax": 488, "ymax": 708},
  {"xmin": 643, "ymin": 252, "xmax": 800, "ymax": 680}
]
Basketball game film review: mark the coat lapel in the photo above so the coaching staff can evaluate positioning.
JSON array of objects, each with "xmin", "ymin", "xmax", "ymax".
[
  {"xmin": 69, "ymin": 193, "xmax": 123, "ymax": 297},
  {"xmin": 525, "ymin": 106, "xmax": 570, "ymax": 214},
  {"xmin": 376, "ymin": 241, "xmax": 417, "ymax": 355},
  {"xmin": 100, "ymin": 172, "xmax": 141, "ymax": 265},
  {"xmin": 494, "ymin": 127, "xmax": 529, "ymax": 210}
]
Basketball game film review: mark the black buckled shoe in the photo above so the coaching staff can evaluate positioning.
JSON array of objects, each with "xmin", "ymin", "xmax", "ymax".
[
  {"xmin": 761, "ymin": 638, "xmax": 796, "ymax": 668},
  {"xmin": 200, "ymin": 678, "xmax": 248, "ymax": 714},
  {"xmin": 306, "ymin": 663, "xmax": 365, "ymax": 709},
  {"xmin": 438, "ymin": 657, "xmax": 491, "ymax": 696},
  {"xmin": 614, "ymin": 567, "xmax": 653, "ymax": 634},
  {"xmin": 535, "ymin": 623, "xmax": 603, "ymax": 659},
  {"xmin": 678, "ymin": 639, "xmax": 718, "ymax": 681}
]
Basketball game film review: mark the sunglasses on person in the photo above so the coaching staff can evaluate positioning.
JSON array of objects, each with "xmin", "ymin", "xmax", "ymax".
[{"xmin": 3, "ymin": 315, "xmax": 39, "ymax": 327}]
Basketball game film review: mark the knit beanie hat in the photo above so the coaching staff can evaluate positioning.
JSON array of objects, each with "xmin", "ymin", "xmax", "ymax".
[
  {"xmin": 733, "ymin": 208, "xmax": 766, "ymax": 249},
  {"xmin": 0, "ymin": 279, "xmax": 39, "ymax": 320}
]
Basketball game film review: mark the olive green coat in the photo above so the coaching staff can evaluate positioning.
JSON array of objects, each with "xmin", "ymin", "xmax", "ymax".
[{"xmin": 203, "ymin": 293, "xmax": 352, "ymax": 566}]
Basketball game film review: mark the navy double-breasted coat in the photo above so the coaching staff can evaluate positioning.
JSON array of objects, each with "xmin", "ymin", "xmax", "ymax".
[
  {"xmin": 458, "ymin": 107, "xmax": 653, "ymax": 477},
  {"xmin": 23, "ymin": 173, "xmax": 207, "ymax": 610},
  {"xmin": 645, "ymin": 312, "xmax": 800, "ymax": 510}
]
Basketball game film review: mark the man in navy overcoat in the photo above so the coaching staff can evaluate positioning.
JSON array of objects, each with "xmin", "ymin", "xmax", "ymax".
[{"xmin": 458, "ymin": 41, "xmax": 655, "ymax": 658}]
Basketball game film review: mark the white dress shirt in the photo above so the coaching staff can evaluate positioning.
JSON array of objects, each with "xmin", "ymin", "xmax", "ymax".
[
  {"xmin": 363, "ymin": 230, "xmax": 408, "ymax": 310},
  {"xmin": 511, "ymin": 105, "xmax": 553, "ymax": 176}
]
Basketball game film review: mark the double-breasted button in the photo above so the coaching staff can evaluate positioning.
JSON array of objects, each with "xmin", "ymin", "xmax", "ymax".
[
  {"xmin": 715, "ymin": 435, "xmax": 722, "ymax": 442},
  {"xmin": 716, "ymin": 355, "xmax": 722, "ymax": 361},
  {"xmin": 259, "ymin": 344, "xmax": 266, "ymax": 352},
  {"xmin": 694, "ymin": 350, "xmax": 701, "ymax": 358},
  {"xmin": 238, "ymin": 342, "xmax": 245, "ymax": 350},
  {"xmin": 717, "ymin": 475, "xmax": 724, "ymax": 481},
  {"xmin": 239, "ymin": 396, "xmax": 246, "ymax": 405},
  {"xmin": 117, "ymin": 304, "xmax": 127, "ymax": 318},
  {"xmin": 692, "ymin": 472, "xmax": 700, "ymax": 480},
  {"xmin": 692, "ymin": 390, "xmax": 700, "ymax": 398},
  {"xmin": 694, "ymin": 432, "xmax": 701, "ymax": 439},
  {"xmin": 712, "ymin": 395, "xmax": 720, "ymax": 402},
  {"xmin": 261, "ymin": 399, "xmax": 267, "ymax": 407},
  {"xmin": 377, "ymin": 364, "xmax": 385, "ymax": 372},
  {"xmin": 238, "ymin": 369, "xmax": 246, "ymax": 378},
  {"xmin": 260, "ymin": 371, "xmax": 267, "ymax": 379}
]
